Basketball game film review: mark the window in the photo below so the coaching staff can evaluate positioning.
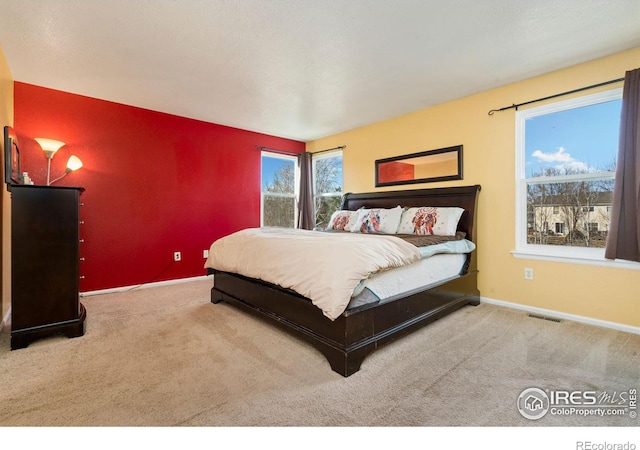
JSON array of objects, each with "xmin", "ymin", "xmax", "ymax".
[
  {"xmin": 515, "ymin": 89, "xmax": 621, "ymax": 263},
  {"xmin": 312, "ymin": 151, "xmax": 343, "ymax": 229},
  {"xmin": 261, "ymin": 152, "xmax": 298, "ymax": 228}
]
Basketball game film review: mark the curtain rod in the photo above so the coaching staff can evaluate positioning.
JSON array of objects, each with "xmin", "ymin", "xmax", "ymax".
[
  {"xmin": 487, "ymin": 77, "xmax": 625, "ymax": 116},
  {"xmin": 308, "ymin": 145, "xmax": 346, "ymax": 155},
  {"xmin": 257, "ymin": 145, "xmax": 346, "ymax": 157}
]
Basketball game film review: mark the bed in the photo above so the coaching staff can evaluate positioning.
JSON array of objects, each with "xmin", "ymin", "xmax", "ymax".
[{"xmin": 205, "ymin": 184, "xmax": 481, "ymax": 377}]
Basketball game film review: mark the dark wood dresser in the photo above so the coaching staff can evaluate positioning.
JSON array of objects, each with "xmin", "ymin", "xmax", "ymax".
[{"xmin": 10, "ymin": 184, "xmax": 86, "ymax": 350}]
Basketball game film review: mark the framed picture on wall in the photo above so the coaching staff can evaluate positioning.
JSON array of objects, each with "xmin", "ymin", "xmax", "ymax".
[{"xmin": 4, "ymin": 125, "xmax": 21, "ymax": 186}]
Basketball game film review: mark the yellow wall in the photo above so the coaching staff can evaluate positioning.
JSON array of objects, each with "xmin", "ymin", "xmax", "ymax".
[
  {"xmin": 0, "ymin": 43, "xmax": 14, "ymax": 326},
  {"xmin": 307, "ymin": 47, "xmax": 640, "ymax": 328}
]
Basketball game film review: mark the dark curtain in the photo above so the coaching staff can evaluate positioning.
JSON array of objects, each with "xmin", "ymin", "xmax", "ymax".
[
  {"xmin": 605, "ymin": 68, "xmax": 640, "ymax": 262},
  {"xmin": 297, "ymin": 152, "xmax": 315, "ymax": 230}
]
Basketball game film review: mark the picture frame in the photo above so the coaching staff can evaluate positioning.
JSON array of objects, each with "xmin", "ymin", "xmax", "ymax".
[
  {"xmin": 4, "ymin": 125, "xmax": 21, "ymax": 186},
  {"xmin": 375, "ymin": 145, "xmax": 463, "ymax": 187}
]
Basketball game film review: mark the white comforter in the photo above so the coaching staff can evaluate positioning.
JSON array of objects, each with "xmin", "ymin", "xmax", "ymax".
[{"xmin": 204, "ymin": 227, "xmax": 421, "ymax": 320}]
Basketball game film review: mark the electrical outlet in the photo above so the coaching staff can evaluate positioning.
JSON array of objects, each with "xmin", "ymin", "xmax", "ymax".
[
  {"xmin": 174, "ymin": 251, "xmax": 181, "ymax": 262},
  {"xmin": 203, "ymin": 249, "xmax": 209, "ymax": 258},
  {"xmin": 524, "ymin": 268, "xmax": 534, "ymax": 280}
]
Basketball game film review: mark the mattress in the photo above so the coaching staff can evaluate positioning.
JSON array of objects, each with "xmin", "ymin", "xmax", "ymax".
[{"xmin": 347, "ymin": 252, "xmax": 467, "ymax": 309}]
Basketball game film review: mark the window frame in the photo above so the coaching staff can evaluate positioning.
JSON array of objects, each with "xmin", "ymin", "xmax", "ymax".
[
  {"xmin": 512, "ymin": 88, "xmax": 639, "ymax": 269},
  {"xmin": 260, "ymin": 151, "xmax": 299, "ymax": 228},
  {"xmin": 312, "ymin": 150, "xmax": 343, "ymax": 228}
]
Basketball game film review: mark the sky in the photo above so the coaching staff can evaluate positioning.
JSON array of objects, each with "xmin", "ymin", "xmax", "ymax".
[
  {"xmin": 524, "ymin": 98, "xmax": 622, "ymax": 178},
  {"xmin": 261, "ymin": 154, "xmax": 295, "ymax": 191}
]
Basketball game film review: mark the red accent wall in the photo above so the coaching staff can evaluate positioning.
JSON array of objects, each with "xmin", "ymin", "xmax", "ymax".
[{"xmin": 14, "ymin": 82, "xmax": 305, "ymax": 292}]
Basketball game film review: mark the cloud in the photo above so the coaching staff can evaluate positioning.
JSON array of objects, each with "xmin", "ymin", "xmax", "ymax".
[
  {"xmin": 563, "ymin": 161, "xmax": 591, "ymax": 172},
  {"xmin": 530, "ymin": 146, "xmax": 595, "ymax": 174},
  {"xmin": 531, "ymin": 146, "xmax": 574, "ymax": 163}
]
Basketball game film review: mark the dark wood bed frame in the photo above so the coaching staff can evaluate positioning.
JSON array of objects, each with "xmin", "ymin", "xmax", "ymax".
[{"xmin": 208, "ymin": 184, "xmax": 481, "ymax": 377}]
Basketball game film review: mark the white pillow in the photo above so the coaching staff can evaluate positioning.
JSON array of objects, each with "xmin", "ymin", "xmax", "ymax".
[
  {"xmin": 327, "ymin": 210, "xmax": 359, "ymax": 232},
  {"xmin": 397, "ymin": 207, "xmax": 464, "ymax": 236},
  {"xmin": 352, "ymin": 206, "xmax": 403, "ymax": 234}
]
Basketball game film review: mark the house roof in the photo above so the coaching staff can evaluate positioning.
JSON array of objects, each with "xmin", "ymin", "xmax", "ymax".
[
  {"xmin": 1, "ymin": 1, "xmax": 639, "ymax": 141},
  {"xmin": 530, "ymin": 191, "xmax": 613, "ymax": 206}
]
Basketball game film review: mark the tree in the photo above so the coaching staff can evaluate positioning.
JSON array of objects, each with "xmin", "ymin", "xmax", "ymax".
[
  {"xmin": 527, "ymin": 162, "xmax": 615, "ymax": 247},
  {"xmin": 313, "ymin": 156, "xmax": 343, "ymax": 228},
  {"xmin": 263, "ymin": 163, "xmax": 295, "ymax": 228},
  {"xmin": 267, "ymin": 164, "xmax": 295, "ymax": 194},
  {"xmin": 527, "ymin": 182, "xmax": 554, "ymax": 244}
]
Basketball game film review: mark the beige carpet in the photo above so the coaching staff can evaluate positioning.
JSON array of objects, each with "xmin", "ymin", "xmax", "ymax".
[{"xmin": 0, "ymin": 278, "xmax": 638, "ymax": 427}]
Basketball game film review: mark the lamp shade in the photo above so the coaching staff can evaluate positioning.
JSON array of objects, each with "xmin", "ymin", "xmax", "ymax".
[
  {"xmin": 66, "ymin": 155, "xmax": 83, "ymax": 172},
  {"xmin": 35, "ymin": 138, "xmax": 66, "ymax": 158}
]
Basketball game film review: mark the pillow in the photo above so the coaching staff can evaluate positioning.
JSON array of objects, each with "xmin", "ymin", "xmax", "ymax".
[
  {"xmin": 397, "ymin": 206, "xmax": 464, "ymax": 236},
  {"xmin": 352, "ymin": 206, "xmax": 403, "ymax": 234},
  {"xmin": 327, "ymin": 210, "xmax": 359, "ymax": 232}
]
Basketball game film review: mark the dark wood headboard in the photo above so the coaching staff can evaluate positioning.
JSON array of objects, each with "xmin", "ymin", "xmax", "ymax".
[{"xmin": 340, "ymin": 185, "xmax": 481, "ymax": 243}]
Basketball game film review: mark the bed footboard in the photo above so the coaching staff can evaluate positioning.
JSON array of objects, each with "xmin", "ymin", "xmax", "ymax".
[{"xmin": 210, "ymin": 269, "xmax": 479, "ymax": 377}]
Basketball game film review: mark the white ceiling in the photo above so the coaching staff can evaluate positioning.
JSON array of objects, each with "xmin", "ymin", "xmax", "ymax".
[{"xmin": 1, "ymin": 1, "xmax": 639, "ymax": 142}]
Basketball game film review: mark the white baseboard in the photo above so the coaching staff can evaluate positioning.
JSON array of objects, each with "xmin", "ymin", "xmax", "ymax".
[
  {"xmin": 80, "ymin": 275, "xmax": 211, "ymax": 297},
  {"xmin": 481, "ymin": 296, "xmax": 640, "ymax": 335}
]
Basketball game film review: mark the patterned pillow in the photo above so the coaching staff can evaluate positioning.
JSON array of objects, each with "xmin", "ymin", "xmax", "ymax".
[
  {"xmin": 327, "ymin": 210, "xmax": 359, "ymax": 232},
  {"xmin": 352, "ymin": 206, "xmax": 403, "ymax": 234},
  {"xmin": 397, "ymin": 207, "xmax": 464, "ymax": 236}
]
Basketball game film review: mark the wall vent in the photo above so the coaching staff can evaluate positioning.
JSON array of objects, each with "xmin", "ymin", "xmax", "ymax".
[{"xmin": 528, "ymin": 313, "xmax": 562, "ymax": 323}]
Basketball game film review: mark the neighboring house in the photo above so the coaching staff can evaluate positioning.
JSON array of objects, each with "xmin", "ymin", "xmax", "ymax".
[{"xmin": 528, "ymin": 192, "xmax": 612, "ymax": 247}]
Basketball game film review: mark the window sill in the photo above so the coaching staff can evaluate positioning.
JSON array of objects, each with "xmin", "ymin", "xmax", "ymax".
[{"xmin": 511, "ymin": 248, "xmax": 640, "ymax": 270}]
